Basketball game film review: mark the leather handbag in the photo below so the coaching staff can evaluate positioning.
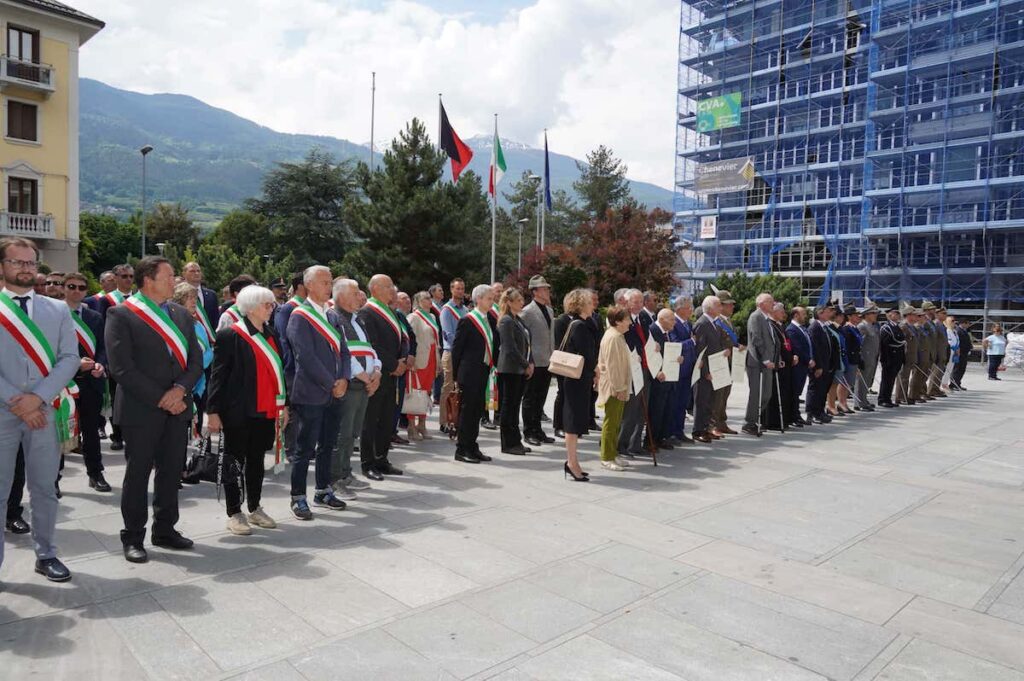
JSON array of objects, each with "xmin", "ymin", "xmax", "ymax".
[
  {"xmin": 184, "ymin": 430, "xmax": 243, "ymax": 500},
  {"xmin": 549, "ymin": 320, "xmax": 585, "ymax": 379},
  {"xmin": 401, "ymin": 372, "xmax": 432, "ymax": 416}
]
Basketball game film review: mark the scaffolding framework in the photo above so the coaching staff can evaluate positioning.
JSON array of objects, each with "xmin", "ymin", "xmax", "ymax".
[{"xmin": 675, "ymin": 0, "xmax": 1024, "ymax": 329}]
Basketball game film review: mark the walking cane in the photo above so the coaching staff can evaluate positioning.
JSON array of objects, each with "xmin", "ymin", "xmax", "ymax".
[
  {"xmin": 774, "ymin": 369, "xmax": 785, "ymax": 433},
  {"xmin": 755, "ymin": 367, "xmax": 763, "ymax": 435},
  {"xmin": 854, "ymin": 369, "xmax": 872, "ymax": 408},
  {"xmin": 638, "ymin": 387, "xmax": 658, "ymax": 467}
]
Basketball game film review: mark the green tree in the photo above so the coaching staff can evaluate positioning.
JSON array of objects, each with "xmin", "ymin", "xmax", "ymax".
[
  {"xmin": 246, "ymin": 148, "xmax": 358, "ymax": 267},
  {"xmin": 572, "ymin": 145, "xmax": 633, "ymax": 220},
  {"xmin": 343, "ymin": 118, "xmax": 490, "ymax": 291},
  {"xmin": 208, "ymin": 209, "xmax": 272, "ymax": 255},
  {"xmin": 79, "ymin": 212, "xmax": 140, "ymax": 274},
  {"xmin": 700, "ymin": 273, "xmax": 806, "ymax": 342},
  {"xmin": 137, "ymin": 202, "xmax": 199, "ymax": 254},
  {"xmin": 505, "ymin": 243, "xmax": 588, "ymax": 313}
]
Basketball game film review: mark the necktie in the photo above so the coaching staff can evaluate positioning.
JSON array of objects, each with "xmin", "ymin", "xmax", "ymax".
[
  {"xmin": 75, "ymin": 309, "xmax": 81, "ymax": 317},
  {"xmin": 13, "ymin": 296, "xmax": 29, "ymax": 314}
]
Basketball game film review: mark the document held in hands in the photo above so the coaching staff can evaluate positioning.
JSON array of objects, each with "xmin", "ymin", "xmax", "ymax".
[
  {"xmin": 662, "ymin": 342, "xmax": 682, "ymax": 382},
  {"xmin": 630, "ymin": 350, "xmax": 645, "ymax": 396},
  {"xmin": 644, "ymin": 336, "xmax": 663, "ymax": 377},
  {"xmin": 708, "ymin": 350, "xmax": 731, "ymax": 390}
]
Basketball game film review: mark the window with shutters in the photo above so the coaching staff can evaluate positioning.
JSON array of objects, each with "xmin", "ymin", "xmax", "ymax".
[{"xmin": 6, "ymin": 100, "xmax": 38, "ymax": 141}]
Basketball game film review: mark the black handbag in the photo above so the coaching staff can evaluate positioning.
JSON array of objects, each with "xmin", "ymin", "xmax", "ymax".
[{"xmin": 184, "ymin": 431, "xmax": 243, "ymax": 500}]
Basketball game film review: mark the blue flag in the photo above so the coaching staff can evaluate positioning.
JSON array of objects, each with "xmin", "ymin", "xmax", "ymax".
[{"xmin": 543, "ymin": 131, "xmax": 553, "ymax": 210}]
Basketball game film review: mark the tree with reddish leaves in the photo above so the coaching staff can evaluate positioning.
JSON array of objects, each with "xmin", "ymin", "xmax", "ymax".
[
  {"xmin": 506, "ymin": 243, "xmax": 588, "ymax": 312},
  {"xmin": 576, "ymin": 205, "xmax": 679, "ymax": 304}
]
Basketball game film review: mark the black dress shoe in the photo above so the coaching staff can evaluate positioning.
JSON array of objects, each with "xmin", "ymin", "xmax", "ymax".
[
  {"xmin": 151, "ymin": 533, "xmax": 194, "ymax": 550},
  {"xmin": 501, "ymin": 446, "xmax": 528, "ymax": 456},
  {"xmin": 676, "ymin": 434, "xmax": 694, "ymax": 443},
  {"xmin": 540, "ymin": 413, "xmax": 551, "ymax": 422},
  {"xmin": 474, "ymin": 452, "xmax": 493, "ymax": 462},
  {"xmin": 879, "ymin": 401, "xmax": 895, "ymax": 408},
  {"xmin": 391, "ymin": 434, "xmax": 410, "ymax": 445},
  {"xmin": 554, "ymin": 429, "xmax": 565, "ymax": 438},
  {"xmin": 6, "ymin": 517, "xmax": 30, "ymax": 534},
  {"xmin": 123, "ymin": 544, "xmax": 148, "ymax": 563},
  {"xmin": 35, "ymin": 558, "xmax": 71, "ymax": 582},
  {"xmin": 377, "ymin": 462, "xmax": 404, "ymax": 476},
  {"xmin": 480, "ymin": 420, "xmax": 498, "ymax": 431},
  {"xmin": 109, "ymin": 439, "xmax": 124, "ymax": 451},
  {"xmin": 525, "ymin": 436, "xmax": 543, "ymax": 447},
  {"xmin": 693, "ymin": 432, "xmax": 713, "ymax": 443},
  {"xmin": 790, "ymin": 421, "xmax": 804, "ymax": 428},
  {"xmin": 741, "ymin": 425, "xmax": 762, "ymax": 437},
  {"xmin": 363, "ymin": 467, "xmax": 384, "ymax": 481},
  {"xmin": 657, "ymin": 441, "xmax": 675, "ymax": 450},
  {"xmin": 455, "ymin": 452, "xmax": 482, "ymax": 463},
  {"xmin": 89, "ymin": 475, "xmax": 112, "ymax": 493},
  {"xmin": 540, "ymin": 434, "xmax": 555, "ymax": 444}
]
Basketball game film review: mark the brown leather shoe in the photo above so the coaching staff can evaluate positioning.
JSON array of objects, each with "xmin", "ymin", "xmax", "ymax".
[
  {"xmin": 719, "ymin": 426, "xmax": 738, "ymax": 435},
  {"xmin": 710, "ymin": 430, "xmax": 724, "ymax": 439},
  {"xmin": 693, "ymin": 432, "xmax": 713, "ymax": 443}
]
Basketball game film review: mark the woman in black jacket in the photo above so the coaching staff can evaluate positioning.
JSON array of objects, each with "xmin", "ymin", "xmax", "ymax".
[
  {"xmin": 560, "ymin": 289, "xmax": 599, "ymax": 481},
  {"xmin": 496, "ymin": 288, "xmax": 533, "ymax": 455},
  {"xmin": 207, "ymin": 285, "xmax": 288, "ymax": 536}
]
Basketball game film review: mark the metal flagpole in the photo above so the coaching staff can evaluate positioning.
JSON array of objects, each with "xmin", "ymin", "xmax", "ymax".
[
  {"xmin": 490, "ymin": 114, "xmax": 498, "ymax": 283},
  {"xmin": 541, "ymin": 131, "xmax": 547, "ymax": 250},
  {"xmin": 370, "ymin": 72, "xmax": 376, "ymax": 172}
]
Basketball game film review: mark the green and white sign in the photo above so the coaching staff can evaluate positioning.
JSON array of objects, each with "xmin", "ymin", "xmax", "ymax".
[{"xmin": 696, "ymin": 92, "xmax": 742, "ymax": 133}]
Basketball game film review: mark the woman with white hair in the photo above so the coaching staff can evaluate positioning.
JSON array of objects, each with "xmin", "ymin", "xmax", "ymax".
[{"xmin": 206, "ymin": 285, "xmax": 288, "ymax": 536}]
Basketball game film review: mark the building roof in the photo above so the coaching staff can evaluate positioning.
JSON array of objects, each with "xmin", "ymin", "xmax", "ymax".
[{"xmin": 6, "ymin": 0, "xmax": 105, "ymax": 29}]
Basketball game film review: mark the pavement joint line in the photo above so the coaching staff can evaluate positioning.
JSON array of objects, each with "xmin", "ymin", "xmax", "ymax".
[
  {"xmin": 851, "ymin": 632, "xmax": 915, "ymax": 681},
  {"xmin": 809, "ymin": 489, "xmax": 944, "ymax": 567},
  {"xmin": 974, "ymin": 548, "xmax": 1024, "ymax": 614},
  {"xmin": 668, "ymin": 467, "xmax": 821, "ymax": 522},
  {"xmin": 933, "ymin": 441, "xmax": 1004, "ymax": 479},
  {"xmin": 881, "ymin": 593, "xmax": 920, "ymax": 628}
]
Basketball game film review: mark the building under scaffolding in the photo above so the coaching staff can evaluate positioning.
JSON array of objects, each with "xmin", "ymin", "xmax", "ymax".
[{"xmin": 674, "ymin": 0, "xmax": 1024, "ymax": 331}]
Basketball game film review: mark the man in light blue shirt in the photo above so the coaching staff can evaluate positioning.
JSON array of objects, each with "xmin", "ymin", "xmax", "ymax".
[{"xmin": 439, "ymin": 278, "xmax": 467, "ymax": 430}]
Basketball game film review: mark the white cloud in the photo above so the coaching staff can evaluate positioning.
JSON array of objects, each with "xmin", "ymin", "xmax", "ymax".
[{"xmin": 75, "ymin": 0, "xmax": 679, "ymax": 187}]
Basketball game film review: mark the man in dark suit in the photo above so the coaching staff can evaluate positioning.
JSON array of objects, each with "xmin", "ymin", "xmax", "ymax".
[
  {"xmin": 878, "ymin": 307, "xmax": 906, "ymax": 407},
  {"xmin": 286, "ymin": 265, "xmax": 351, "ymax": 519},
  {"xmin": 452, "ymin": 284, "xmax": 500, "ymax": 463},
  {"xmin": 640, "ymin": 291, "xmax": 659, "ymax": 330},
  {"xmin": 618, "ymin": 289, "xmax": 652, "ymax": 456},
  {"xmin": 669, "ymin": 296, "xmax": 697, "ymax": 443},
  {"xmin": 692, "ymin": 295, "xmax": 728, "ymax": 442},
  {"xmin": 807, "ymin": 303, "xmax": 836, "ymax": 423},
  {"xmin": 358, "ymin": 274, "xmax": 408, "ymax": 480},
  {"xmin": 648, "ymin": 309, "xmax": 680, "ymax": 449},
  {"xmin": 182, "ymin": 261, "xmax": 220, "ymax": 335},
  {"xmin": 274, "ymin": 273, "xmax": 307, "ymax": 463},
  {"xmin": 63, "ymin": 272, "xmax": 111, "ymax": 492},
  {"xmin": 951, "ymin": 319, "xmax": 973, "ymax": 389},
  {"xmin": 786, "ymin": 306, "xmax": 814, "ymax": 425},
  {"xmin": 99, "ymin": 263, "xmax": 135, "ymax": 451},
  {"xmin": 105, "ymin": 257, "xmax": 203, "ymax": 564},
  {"xmin": 392, "ymin": 290, "xmax": 416, "ymax": 444},
  {"xmin": 84, "ymin": 270, "xmax": 114, "ymax": 313}
]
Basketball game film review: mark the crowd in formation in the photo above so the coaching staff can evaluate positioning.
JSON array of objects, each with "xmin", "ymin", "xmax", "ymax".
[{"xmin": 0, "ymin": 235, "xmax": 1007, "ymax": 584}]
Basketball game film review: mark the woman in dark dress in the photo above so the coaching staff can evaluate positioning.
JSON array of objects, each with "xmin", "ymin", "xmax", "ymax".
[{"xmin": 560, "ymin": 289, "xmax": 599, "ymax": 481}]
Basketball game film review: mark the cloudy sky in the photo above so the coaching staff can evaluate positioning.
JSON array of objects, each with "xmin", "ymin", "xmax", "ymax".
[{"xmin": 74, "ymin": 0, "xmax": 679, "ymax": 188}]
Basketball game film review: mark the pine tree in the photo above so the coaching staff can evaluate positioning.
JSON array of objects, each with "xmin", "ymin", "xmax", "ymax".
[{"xmin": 573, "ymin": 145, "xmax": 633, "ymax": 220}]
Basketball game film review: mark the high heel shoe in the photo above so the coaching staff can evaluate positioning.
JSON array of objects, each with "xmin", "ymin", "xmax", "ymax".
[{"xmin": 563, "ymin": 462, "xmax": 590, "ymax": 482}]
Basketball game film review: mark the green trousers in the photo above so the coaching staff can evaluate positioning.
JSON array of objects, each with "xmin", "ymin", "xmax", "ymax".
[{"xmin": 600, "ymin": 396, "xmax": 626, "ymax": 461}]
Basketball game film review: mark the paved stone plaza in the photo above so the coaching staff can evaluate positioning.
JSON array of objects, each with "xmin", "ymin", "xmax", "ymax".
[{"xmin": 1, "ymin": 365, "xmax": 1023, "ymax": 680}]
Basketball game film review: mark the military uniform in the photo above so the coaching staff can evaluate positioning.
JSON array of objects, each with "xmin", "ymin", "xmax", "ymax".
[
  {"xmin": 878, "ymin": 309, "xmax": 906, "ymax": 407},
  {"xmin": 895, "ymin": 308, "xmax": 920, "ymax": 404}
]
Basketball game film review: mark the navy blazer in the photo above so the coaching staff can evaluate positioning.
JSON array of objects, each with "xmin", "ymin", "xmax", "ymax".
[
  {"xmin": 671, "ymin": 317, "xmax": 698, "ymax": 383},
  {"xmin": 83, "ymin": 293, "xmax": 104, "ymax": 314},
  {"xmin": 72, "ymin": 305, "xmax": 107, "ymax": 395},
  {"xmin": 274, "ymin": 300, "xmax": 302, "ymax": 385},
  {"xmin": 787, "ymin": 322, "xmax": 813, "ymax": 366},
  {"xmin": 198, "ymin": 285, "xmax": 220, "ymax": 332},
  {"xmin": 285, "ymin": 303, "xmax": 351, "ymax": 406},
  {"xmin": 809, "ymin": 319, "xmax": 833, "ymax": 372}
]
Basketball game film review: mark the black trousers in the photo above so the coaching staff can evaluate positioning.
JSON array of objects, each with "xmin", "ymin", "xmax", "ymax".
[
  {"xmin": 360, "ymin": 373, "xmax": 396, "ymax": 472},
  {"xmin": 879, "ymin": 360, "xmax": 901, "ymax": 404},
  {"xmin": 552, "ymin": 376, "xmax": 565, "ymax": 432},
  {"xmin": 457, "ymin": 379, "xmax": 487, "ymax": 455},
  {"xmin": 223, "ymin": 418, "xmax": 274, "ymax": 516},
  {"xmin": 498, "ymin": 373, "xmax": 527, "ymax": 449},
  {"xmin": 6, "ymin": 447, "xmax": 25, "ymax": 522},
  {"xmin": 77, "ymin": 387, "xmax": 104, "ymax": 477},
  {"xmin": 109, "ymin": 378, "xmax": 123, "ymax": 443},
  {"xmin": 789, "ymin": 365, "xmax": 808, "ymax": 422},
  {"xmin": 521, "ymin": 366, "xmax": 551, "ymax": 437},
  {"xmin": 806, "ymin": 369, "xmax": 832, "ymax": 417},
  {"xmin": 764, "ymin": 368, "xmax": 791, "ymax": 429},
  {"xmin": 648, "ymin": 380, "xmax": 674, "ymax": 443},
  {"xmin": 120, "ymin": 416, "xmax": 188, "ymax": 545},
  {"xmin": 952, "ymin": 358, "xmax": 969, "ymax": 386},
  {"xmin": 692, "ymin": 377, "xmax": 715, "ymax": 434}
]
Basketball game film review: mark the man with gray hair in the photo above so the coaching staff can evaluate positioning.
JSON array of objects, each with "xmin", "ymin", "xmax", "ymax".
[
  {"xmin": 451, "ymin": 284, "xmax": 499, "ymax": 463},
  {"xmin": 743, "ymin": 293, "xmax": 779, "ymax": 436},
  {"xmin": 669, "ymin": 295, "xmax": 697, "ymax": 443},
  {"xmin": 618, "ymin": 289, "xmax": 653, "ymax": 456},
  {"xmin": 691, "ymin": 295, "xmax": 727, "ymax": 442}
]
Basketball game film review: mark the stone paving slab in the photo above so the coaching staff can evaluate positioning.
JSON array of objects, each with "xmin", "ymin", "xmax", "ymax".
[{"xmin": 0, "ymin": 365, "xmax": 1022, "ymax": 680}]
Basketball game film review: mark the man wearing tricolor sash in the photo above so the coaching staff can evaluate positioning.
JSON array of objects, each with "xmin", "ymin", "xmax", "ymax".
[
  {"xmin": 428, "ymin": 283, "xmax": 445, "ymax": 404},
  {"xmin": 286, "ymin": 266, "xmax": 351, "ymax": 519},
  {"xmin": 451, "ymin": 284, "xmax": 501, "ymax": 464},
  {"xmin": 480, "ymin": 281, "xmax": 504, "ymax": 431},
  {"xmin": 273, "ymin": 273, "xmax": 308, "ymax": 464},
  {"xmin": 439, "ymin": 278, "xmax": 467, "ymax": 431},
  {"xmin": 99, "ymin": 263, "xmax": 135, "ymax": 452},
  {"xmin": 84, "ymin": 270, "xmax": 115, "ymax": 313},
  {"xmin": 0, "ymin": 237, "xmax": 80, "ymax": 583},
  {"xmin": 357, "ymin": 274, "xmax": 408, "ymax": 480},
  {"xmin": 63, "ymin": 272, "xmax": 112, "ymax": 493},
  {"xmin": 106, "ymin": 257, "xmax": 204, "ymax": 564},
  {"xmin": 183, "ymin": 261, "xmax": 221, "ymax": 342},
  {"xmin": 217, "ymin": 274, "xmax": 256, "ymax": 332}
]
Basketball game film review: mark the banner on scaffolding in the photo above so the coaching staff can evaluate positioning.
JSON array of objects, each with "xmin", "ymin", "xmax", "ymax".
[
  {"xmin": 699, "ymin": 215, "xmax": 717, "ymax": 239},
  {"xmin": 695, "ymin": 156, "xmax": 756, "ymax": 194},
  {"xmin": 696, "ymin": 91, "xmax": 742, "ymax": 132}
]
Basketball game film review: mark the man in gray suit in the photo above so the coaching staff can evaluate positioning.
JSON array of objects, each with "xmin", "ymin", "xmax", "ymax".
[
  {"xmin": 692, "ymin": 295, "xmax": 728, "ymax": 443},
  {"xmin": 0, "ymin": 237, "xmax": 80, "ymax": 582},
  {"xmin": 106, "ymin": 256, "xmax": 203, "ymax": 564},
  {"xmin": 744, "ymin": 293, "xmax": 779, "ymax": 436},
  {"xmin": 520, "ymin": 276, "xmax": 555, "ymax": 446},
  {"xmin": 856, "ymin": 302, "xmax": 881, "ymax": 408}
]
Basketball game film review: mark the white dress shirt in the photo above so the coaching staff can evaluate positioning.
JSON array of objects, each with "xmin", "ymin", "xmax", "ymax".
[{"xmin": 2, "ymin": 287, "xmax": 35, "ymax": 318}]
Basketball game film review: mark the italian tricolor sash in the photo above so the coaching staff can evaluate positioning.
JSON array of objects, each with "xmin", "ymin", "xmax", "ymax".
[
  {"xmin": 292, "ymin": 301, "xmax": 341, "ymax": 354},
  {"xmin": 443, "ymin": 301, "xmax": 466, "ymax": 321},
  {"xmin": 467, "ymin": 309, "xmax": 494, "ymax": 367},
  {"xmin": 414, "ymin": 308, "xmax": 440, "ymax": 346},
  {"xmin": 105, "ymin": 290, "xmax": 126, "ymax": 307},
  {"xmin": 194, "ymin": 303, "xmax": 215, "ymax": 341},
  {"xmin": 71, "ymin": 311, "xmax": 96, "ymax": 358},
  {"xmin": 431, "ymin": 302, "xmax": 441, "ymax": 316},
  {"xmin": 195, "ymin": 322, "xmax": 211, "ymax": 354},
  {"xmin": 366, "ymin": 298, "xmax": 404, "ymax": 342},
  {"xmin": 232, "ymin": 320, "xmax": 286, "ymax": 416},
  {"xmin": 286, "ymin": 295, "xmax": 305, "ymax": 308},
  {"xmin": 124, "ymin": 293, "xmax": 189, "ymax": 370},
  {"xmin": 223, "ymin": 305, "xmax": 241, "ymax": 324},
  {"xmin": 347, "ymin": 339, "xmax": 378, "ymax": 361},
  {"xmin": 0, "ymin": 293, "xmax": 79, "ymax": 441}
]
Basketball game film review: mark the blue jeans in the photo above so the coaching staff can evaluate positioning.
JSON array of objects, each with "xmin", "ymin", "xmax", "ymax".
[
  {"xmin": 988, "ymin": 354, "xmax": 1004, "ymax": 378},
  {"xmin": 290, "ymin": 400, "xmax": 343, "ymax": 498}
]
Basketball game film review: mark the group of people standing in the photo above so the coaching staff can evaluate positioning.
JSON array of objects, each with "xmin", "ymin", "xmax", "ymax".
[{"xmin": 0, "ymin": 231, "xmax": 1007, "ymax": 585}]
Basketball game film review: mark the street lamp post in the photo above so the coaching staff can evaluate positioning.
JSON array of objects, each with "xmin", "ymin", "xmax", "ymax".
[
  {"xmin": 516, "ymin": 218, "xmax": 529, "ymax": 271},
  {"xmin": 155, "ymin": 242, "xmax": 166, "ymax": 256},
  {"xmin": 139, "ymin": 145, "xmax": 154, "ymax": 257},
  {"xmin": 528, "ymin": 174, "xmax": 542, "ymax": 248}
]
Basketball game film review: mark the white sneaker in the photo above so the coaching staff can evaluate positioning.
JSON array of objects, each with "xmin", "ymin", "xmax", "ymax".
[
  {"xmin": 601, "ymin": 460, "xmax": 625, "ymax": 472},
  {"xmin": 227, "ymin": 512, "xmax": 252, "ymax": 535},
  {"xmin": 614, "ymin": 457, "xmax": 631, "ymax": 467},
  {"xmin": 248, "ymin": 507, "xmax": 277, "ymax": 529},
  {"xmin": 344, "ymin": 475, "xmax": 371, "ymax": 491},
  {"xmin": 331, "ymin": 482, "xmax": 358, "ymax": 500}
]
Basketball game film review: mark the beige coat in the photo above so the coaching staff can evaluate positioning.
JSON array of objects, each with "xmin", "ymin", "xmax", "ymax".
[
  {"xmin": 597, "ymin": 327, "xmax": 631, "ymax": 407},
  {"xmin": 407, "ymin": 309, "xmax": 440, "ymax": 371}
]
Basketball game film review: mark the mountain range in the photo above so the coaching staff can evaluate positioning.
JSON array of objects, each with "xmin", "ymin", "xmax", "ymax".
[{"xmin": 78, "ymin": 78, "xmax": 675, "ymax": 226}]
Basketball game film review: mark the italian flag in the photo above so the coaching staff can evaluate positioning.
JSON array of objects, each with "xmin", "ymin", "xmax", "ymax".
[{"xmin": 489, "ymin": 128, "xmax": 507, "ymax": 198}]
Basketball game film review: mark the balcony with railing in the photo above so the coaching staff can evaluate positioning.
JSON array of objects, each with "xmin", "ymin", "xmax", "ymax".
[
  {"xmin": 0, "ymin": 55, "xmax": 55, "ymax": 95},
  {"xmin": 0, "ymin": 212, "xmax": 55, "ymax": 239}
]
